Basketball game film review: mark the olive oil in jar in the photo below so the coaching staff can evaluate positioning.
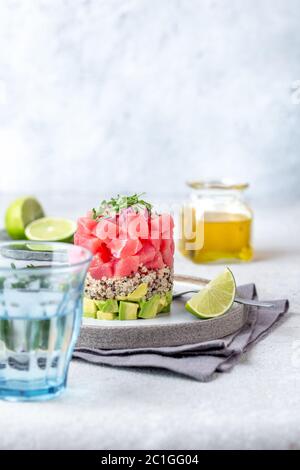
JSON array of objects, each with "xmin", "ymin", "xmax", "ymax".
[{"xmin": 179, "ymin": 181, "xmax": 253, "ymax": 263}]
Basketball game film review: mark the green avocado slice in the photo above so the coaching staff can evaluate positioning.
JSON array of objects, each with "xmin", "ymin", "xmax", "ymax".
[
  {"xmin": 83, "ymin": 297, "xmax": 97, "ymax": 318},
  {"xmin": 157, "ymin": 295, "xmax": 167, "ymax": 313},
  {"xmin": 119, "ymin": 301, "xmax": 139, "ymax": 320},
  {"xmin": 95, "ymin": 299, "xmax": 119, "ymax": 313},
  {"xmin": 127, "ymin": 283, "xmax": 148, "ymax": 302},
  {"xmin": 165, "ymin": 291, "xmax": 173, "ymax": 304},
  {"xmin": 160, "ymin": 303, "xmax": 171, "ymax": 313},
  {"xmin": 97, "ymin": 311, "xmax": 118, "ymax": 320},
  {"xmin": 138, "ymin": 295, "xmax": 160, "ymax": 319},
  {"xmin": 159, "ymin": 291, "xmax": 173, "ymax": 313}
]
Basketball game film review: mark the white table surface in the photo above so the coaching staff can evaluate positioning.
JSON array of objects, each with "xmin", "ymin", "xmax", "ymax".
[{"xmin": 0, "ymin": 197, "xmax": 299, "ymax": 450}]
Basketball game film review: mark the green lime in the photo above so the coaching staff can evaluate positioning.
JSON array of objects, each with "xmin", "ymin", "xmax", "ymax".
[
  {"xmin": 25, "ymin": 217, "xmax": 77, "ymax": 242},
  {"xmin": 5, "ymin": 197, "xmax": 45, "ymax": 240},
  {"xmin": 26, "ymin": 243, "xmax": 54, "ymax": 251},
  {"xmin": 185, "ymin": 267, "xmax": 236, "ymax": 319}
]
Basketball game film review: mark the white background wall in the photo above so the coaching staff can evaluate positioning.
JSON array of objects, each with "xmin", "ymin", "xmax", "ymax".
[{"xmin": 0, "ymin": 0, "xmax": 299, "ymax": 206}]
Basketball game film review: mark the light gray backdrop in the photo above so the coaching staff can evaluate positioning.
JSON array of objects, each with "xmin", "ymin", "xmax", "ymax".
[{"xmin": 0, "ymin": 0, "xmax": 299, "ymax": 205}]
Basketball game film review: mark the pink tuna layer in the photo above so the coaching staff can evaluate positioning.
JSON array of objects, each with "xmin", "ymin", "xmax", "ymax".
[{"xmin": 74, "ymin": 209, "xmax": 174, "ymax": 280}]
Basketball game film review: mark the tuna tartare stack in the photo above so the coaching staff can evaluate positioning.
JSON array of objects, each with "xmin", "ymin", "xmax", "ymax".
[{"xmin": 74, "ymin": 194, "xmax": 174, "ymax": 320}]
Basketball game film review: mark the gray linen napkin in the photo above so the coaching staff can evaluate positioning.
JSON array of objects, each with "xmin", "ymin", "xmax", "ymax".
[{"xmin": 73, "ymin": 284, "xmax": 289, "ymax": 381}]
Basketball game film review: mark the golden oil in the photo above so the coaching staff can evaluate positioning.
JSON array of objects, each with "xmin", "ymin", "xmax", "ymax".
[{"xmin": 179, "ymin": 210, "xmax": 253, "ymax": 263}]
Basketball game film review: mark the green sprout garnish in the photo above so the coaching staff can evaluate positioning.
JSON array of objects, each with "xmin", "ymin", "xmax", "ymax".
[{"xmin": 92, "ymin": 193, "xmax": 153, "ymax": 218}]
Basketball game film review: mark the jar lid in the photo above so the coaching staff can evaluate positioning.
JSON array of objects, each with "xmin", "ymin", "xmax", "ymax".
[{"xmin": 187, "ymin": 180, "xmax": 249, "ymax": 191}]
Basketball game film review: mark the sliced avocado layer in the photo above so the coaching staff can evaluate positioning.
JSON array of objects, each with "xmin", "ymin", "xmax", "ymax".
[{"xmin": 83, "ymin": 289, "xmax": 173, "ymax": 320}]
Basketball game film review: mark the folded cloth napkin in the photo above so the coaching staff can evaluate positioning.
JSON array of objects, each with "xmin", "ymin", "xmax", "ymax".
[{"xmin": 73, "ymin": 284, "xmax": 289, "ymax": 381}]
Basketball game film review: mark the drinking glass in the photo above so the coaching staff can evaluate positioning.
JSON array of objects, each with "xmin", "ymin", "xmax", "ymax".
[{"xmin": 0, "ymin": 241, "xmax": 92, "ymax": 401}]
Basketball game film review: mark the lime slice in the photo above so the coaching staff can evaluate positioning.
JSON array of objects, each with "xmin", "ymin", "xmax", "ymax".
[
  {"xmin": 5, "ymin": 197, "xmax": 45, "ymax": 240},
  {"xmin": 25, "ymin": 217, "xmax": 77, "ymax": 242},
  {"xmin": 185, "ymin": 268, "xmax": 236, "ymax": 319},
  {"xmin": 26, "ymin": 243, "xmax": 54, "ymax": 252}
]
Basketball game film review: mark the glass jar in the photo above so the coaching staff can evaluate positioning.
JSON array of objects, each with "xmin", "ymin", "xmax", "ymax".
[{"xmin": 179, "ymin": 181, "xmax": 253, "ymax": 263}]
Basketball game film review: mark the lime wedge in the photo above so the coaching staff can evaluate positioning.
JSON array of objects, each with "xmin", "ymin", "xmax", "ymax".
[
  {"xmin": 5, "ymin": 197, "xmax": 45, "ymax": 240},
  {"xmin": 25, "ymin": 217, "xmax": 76, "ymax": 242},
  {"xmin": 185, "ymin": 268, "xmax": 236, "ymax": 319}
]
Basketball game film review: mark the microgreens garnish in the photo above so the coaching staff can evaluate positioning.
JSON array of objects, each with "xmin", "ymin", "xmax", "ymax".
[{"xmin": 92, "ymin": 193, "xmax": 153, "ymax": 218}]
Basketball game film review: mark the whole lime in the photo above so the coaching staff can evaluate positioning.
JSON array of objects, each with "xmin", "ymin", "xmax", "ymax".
[{"xmin": 5, "ymin": 197, "xmax": 45, "ymax": 239}]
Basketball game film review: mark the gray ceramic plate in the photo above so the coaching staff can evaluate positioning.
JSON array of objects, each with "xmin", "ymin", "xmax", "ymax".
[{"xmin": 77, "ymin": 275, "xmax": 248, "ymax": 350}]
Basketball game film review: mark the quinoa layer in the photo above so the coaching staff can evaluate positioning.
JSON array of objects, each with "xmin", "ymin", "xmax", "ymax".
[{"xmin": 85, "ymin": 265, "xmax": 173, "ymax": 300}]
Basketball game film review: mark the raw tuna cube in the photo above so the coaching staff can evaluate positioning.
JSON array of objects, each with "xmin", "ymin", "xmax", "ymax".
[
  {"xmin": 74, "ymin": 232, "xmax": 103, "ymax": 254},
  {"xmin": 114, "ymin": 256, "xmax": 140, "ymax": 277},
  {"xmin": 108, "ymin": 238, "xmax": 142, "ymax": 258},
  {"xmin": 77, "ymin": 217, "xmax": 98, "ymax": 235},
  {"xmin": 95, "ymin": 217, "xmax": 118, "ymax": 241},
  {"xmin": 146, "ymin": 252, "xmax": 164, "ymax": 270},
  {"xmin": 89, "ymin": 262, "xmax": 113, "ymax": 280},
  {"xmin": 138, "ymin": 242, "xmax": 156, "ymax": 264}
]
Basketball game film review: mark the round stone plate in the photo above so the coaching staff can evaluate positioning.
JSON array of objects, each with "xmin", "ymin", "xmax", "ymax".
[{"xmin": 77, "ymin": 274, "xmax": 248, "ymax": 349}]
